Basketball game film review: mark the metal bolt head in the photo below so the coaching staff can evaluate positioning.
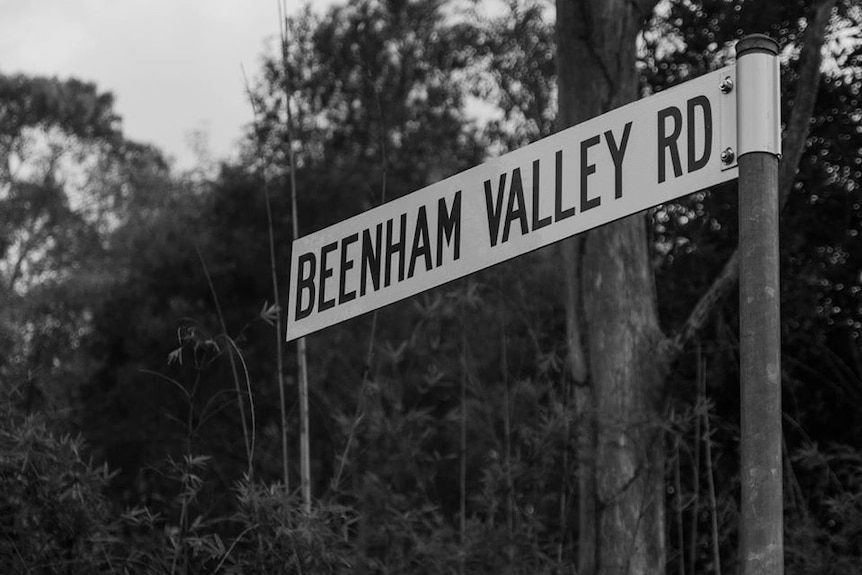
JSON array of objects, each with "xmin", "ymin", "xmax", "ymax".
[
  {"xmin": 721, "ymin": 147, "xmax": 735, "ymax": 164},
  {"xmin": 720, "ymin": 76, "xmax": 734, "ymax": 94}
]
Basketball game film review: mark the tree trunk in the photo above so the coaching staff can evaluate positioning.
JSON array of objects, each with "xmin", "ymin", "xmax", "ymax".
[
  {"xmin": 557, "ymin": 1, "xmax": 836, "ymax": 572},
  {"xmin": 556, "ymin": 1, "xmax": 665, "ymax": 573}
]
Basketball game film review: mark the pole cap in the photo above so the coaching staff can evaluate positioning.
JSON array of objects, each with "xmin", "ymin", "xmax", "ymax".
[
  {"xmin": 735, "ymin": 34, "xmax": 781, "ymax": 158},
  {"xmin": 736, "ymin": 34, "xmax": 779, "ymax": 58}
]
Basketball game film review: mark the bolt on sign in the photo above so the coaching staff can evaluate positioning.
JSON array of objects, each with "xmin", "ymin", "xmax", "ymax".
[{"xmin": 287, "ymin": 65, "xmax": 738, "ymax": 341}]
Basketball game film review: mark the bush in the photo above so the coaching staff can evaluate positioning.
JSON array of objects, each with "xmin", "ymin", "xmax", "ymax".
[
  {"xmin": 231, "ymin": 480, "xmax": 354, "ymax": 574},
  {"xmin": 0, "ymin": 410, "xmax": 115, "ymax": 573}
]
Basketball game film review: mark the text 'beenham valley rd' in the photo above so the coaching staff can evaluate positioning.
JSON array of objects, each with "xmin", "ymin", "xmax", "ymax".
[{"xmin": 287, "ymin": 66, "xmax": 736, "ymax": 341}]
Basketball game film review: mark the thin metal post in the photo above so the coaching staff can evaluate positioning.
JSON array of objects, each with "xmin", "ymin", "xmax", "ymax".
[
  {"xmin": 736, "ymin": 34, "xmax": 782, "ymax": 575},
  {"xmin": 297, "ymin": 336, "xmax": 311, "ymax": 512}
]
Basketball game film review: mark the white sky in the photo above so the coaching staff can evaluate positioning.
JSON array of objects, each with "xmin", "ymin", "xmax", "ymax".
[{"xmin": 0, "ymin": 0, "xmax": 337, "ymax": 171}]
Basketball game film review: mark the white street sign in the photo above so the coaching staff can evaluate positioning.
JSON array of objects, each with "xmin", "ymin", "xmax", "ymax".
[{"xmin": 287, "ymin": 65, "xmax": 738, "ymax": 341}]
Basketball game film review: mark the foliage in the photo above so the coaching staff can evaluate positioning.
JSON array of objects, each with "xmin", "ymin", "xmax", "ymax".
[
  {"xmin": 0, "ymin": 73, "xmax": 118, "ymax": 142},
  {"xmin": 464, "ymin": 0, "xmax": 557, "ymax": 151},
  {"xmin": 785, "ymin": 442, "xmax": 862, "ymax": 574},
  {"xmin": 232, "ymin": 481, "xmax": 354, "ymax": 573},
  {"xmin": 0, "ymin": 382, "xmax": 114, "ymax": 573}
]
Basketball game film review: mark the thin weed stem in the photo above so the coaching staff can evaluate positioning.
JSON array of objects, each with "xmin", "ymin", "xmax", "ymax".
[
  {"xmin": 195, "ymin": 245, "xmax": 254, "ymax": 481},
  {"xmin": 241, "ymin": 56, "xmax": 290, "ymax": 490},
  {"xmin": 280, "ymin": 5, "xmax": 311, "ymax": 513}
]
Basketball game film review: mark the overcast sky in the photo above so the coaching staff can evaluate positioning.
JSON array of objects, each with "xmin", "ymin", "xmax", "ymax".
[{"xmin": 0, "ymin": 0, "xmax": 335, "ymax": 171}]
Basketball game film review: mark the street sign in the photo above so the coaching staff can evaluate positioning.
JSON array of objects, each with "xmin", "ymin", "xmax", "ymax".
[{"xmin": 287, "ymin": 65, "xmax": 738, "ymax": 341}]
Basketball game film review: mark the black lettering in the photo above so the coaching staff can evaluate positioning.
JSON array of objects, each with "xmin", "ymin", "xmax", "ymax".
[
  {"xmin": 687, "ymin": 95, "xmax": 712, "ymax": 173},
  {"xmin": 502, "ymin": 167, "xmax": 528, "ymax": 243},
  {"xmin": 295, "ymin": 252, "xmax": 316, "ymax": 320},
  {"xmin": 408, "ymin": 206, "xmax": 433, "ymax": 279},
  {"xmin": 484, "ymin": 174, "xmax": 507, "ymax": 247},
  {"xmin": 532, "ymin": 159, "xmax": 552, "ymax": 230},
  {"xmin": 437, "ymin": 191, "xmax": 461, "ymax": 265},
  {"xmin": 658, "ymin": 105, "xmax": 683, "ymax": 183},
  {"xmin": 580, "ymin": 134, "xmax": 601, "ymax": 212},
  {"xmin": 338, "ymin": 233, "xmax": 358, "ymax": 304},
  {"xmin": 605, "ymin": 122, "xmax": 632, "ymax": 199},
  {"xmin": 384, "ymin": 213, "xmax": 407, "ymax": 287},
  {"xmin": 360, "ymin": 224, "xmax": 382, "ymax": 296},
  {"xmin": 318, "ymin": 241, "xmax": 338, "ymax": 311},
  {"xmin": 555, "ymin": 150, "xmax": 574, "ymax": 221}
]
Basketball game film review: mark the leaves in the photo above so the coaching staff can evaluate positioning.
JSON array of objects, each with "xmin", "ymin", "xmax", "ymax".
[
  {"xmin": 258, "ymin": 300, "xmax": 280, "ymax": 326},
  {"xmin": 0, "ymin": 74, "xmax": 119, "ymax": 140}
]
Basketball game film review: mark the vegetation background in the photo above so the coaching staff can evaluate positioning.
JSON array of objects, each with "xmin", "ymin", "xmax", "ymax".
[{"xmin": 1, "ymin": 0, "xmax": 860, "ymax": 573}]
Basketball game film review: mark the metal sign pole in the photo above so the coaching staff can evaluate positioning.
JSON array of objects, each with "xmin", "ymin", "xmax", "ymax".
[{"xmin": 736, "ymin": 34, "xmax": 783, "ymax": 575}]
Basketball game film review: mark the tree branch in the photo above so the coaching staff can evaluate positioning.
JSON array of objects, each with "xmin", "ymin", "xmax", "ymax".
[
  {"xmin": 664, "ymin": 0, "xmax": 836, "ymax": 364},
  {"xmin": 778, "ymin": 0, "xmax": 837, "ymax": 211},
  {"xmin": 7, "ymin": 217, "xmax": 43, "ymax": 292}
]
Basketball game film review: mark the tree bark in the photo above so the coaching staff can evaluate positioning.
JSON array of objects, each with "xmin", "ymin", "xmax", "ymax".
[{"xmin": 557, "ymin": 1, "xmax": 665, "ymax": 573}]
